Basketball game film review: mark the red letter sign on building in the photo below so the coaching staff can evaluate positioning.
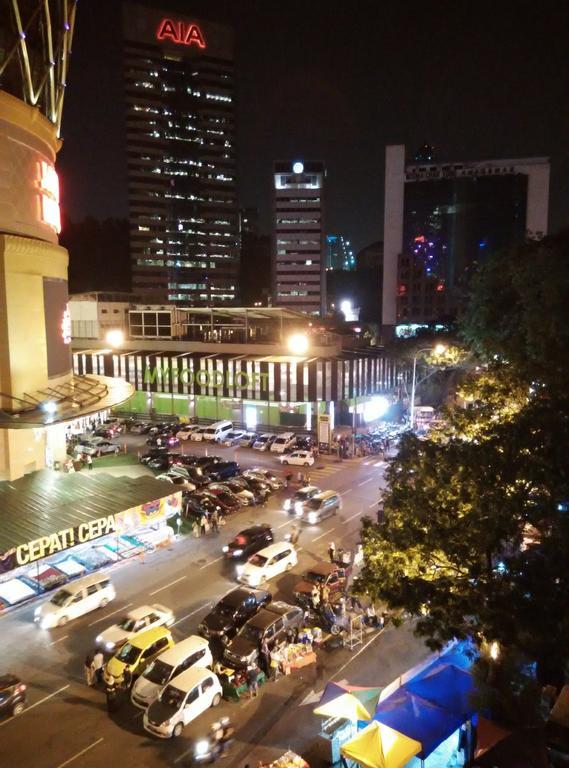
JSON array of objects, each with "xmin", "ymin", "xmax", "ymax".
[{"xmin": 156, "ymin": 18, "xmax": 206, "ymax": 49}]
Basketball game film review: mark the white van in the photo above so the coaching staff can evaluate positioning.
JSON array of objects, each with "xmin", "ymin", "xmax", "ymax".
[
  {"xmin": 270, "ymin": 432, "xmax": 296, "ymax": 454},
  {"xmin": 34, "ymin": 573, "xmax": 116, "ymax": 629},
  {"xmin": 132, "ymin": 635, "xmax": 213, "ymax": 709},
  {"xmin": 237, "ymin": 541, "xmax": 297, "ymax": 587},
  {"xmin": 202, "ymin": 421, "xmax": 233, "ymax": 442},
  {"xmin": 143, "ymin": 667, "xmax": 222, "ymax": 738}
]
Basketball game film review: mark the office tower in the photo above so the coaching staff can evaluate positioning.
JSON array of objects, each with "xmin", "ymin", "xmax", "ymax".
[
  {"xmin": 326, "ymin": 235, "xmax": 355, "ymax": 271},
  {"xmin": 273, "ymin": 161, "xmax": 326, "ymax": 315},
  {"xmin": 123, "ymin": 4, "xmax": 239, "ymax": 303},
  {"xmin": 382, "ymin": 145, "xmax": 550, "ymax": 337}
]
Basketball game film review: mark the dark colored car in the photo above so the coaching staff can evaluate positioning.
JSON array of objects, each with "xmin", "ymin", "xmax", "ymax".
[
  {"xmin": 0, "ymin": 675, "xmax": 27, "ymax": 718},
  {"xmin": 129, "ymin": 421, "xmax": 152, "ymax": 434},
  {"xmin": 294, "ymin": 435, "xmax": 316, "ymax": 451},
  {"xmin": 222, "ymin": 525, "xmax": 274, "ymax": 561},
  {"xmin": 192, "ymin": 455, "xmax": 223, "ymax": 469},
  {"xmin": 170, "ymin": 453, "xmax": 200, "ymax": 467},
  {"xmin": 293, "ymin": 562, "xmax": 350, "ymax": 609},
  {"xmin": 184, "ymin": 494, "xmax": 221, "ymax": 518},
  {"xmin": 169, "ymin": 463, "xmax": 210, "ymax": 486},
  {"xmin": 223, "ymin": 601, "xmax": 305, "ymax": 669},
  {"xmin": 146, "ymin": 434, "xmax": 180, "ymax": 448},
  {"xmin": 146, "ymin": 453, "xmax": 176, "ymax": 471},
  {"xmin": 200, "ymin": 488, "xmax": 241, "ymax": 513},
  {"xmin": 139, "ymin": 447, "xmax": 169, "ymax": 465},
  {"xmin": 198, "ymin": 587, "xmax": 271, "ymax": 643},
  {"xmin": 241, "ymin": 477, "xmax": 272, "ymax": 501},
  {"xmin": 204, "ymin": 461, "xmax": 240, "ymax": 481}
]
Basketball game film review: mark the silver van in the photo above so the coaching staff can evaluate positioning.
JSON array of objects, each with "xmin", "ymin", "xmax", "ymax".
[
  {"xmin": 203, "ymin": 421, "xmax": 233, "ymax": 442},
  {"xmin": 302, "ymin": 490, "xmax": 342, "ymax": 524},
  {"xmin": 34, "ymin": 573, "xmax": 116, "ymax": 629}
]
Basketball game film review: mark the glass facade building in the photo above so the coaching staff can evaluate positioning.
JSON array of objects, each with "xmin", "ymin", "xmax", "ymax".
[
  {"xmin": 326, "ymin": 235, "xmax": 355, "ymax": 271},
  {"xmin": 122, "ymin": 4, "xmax": 239, "ymax": 304}
]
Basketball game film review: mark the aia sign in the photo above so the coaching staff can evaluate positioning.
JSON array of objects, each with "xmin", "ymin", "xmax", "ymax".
[{"xmin": 156, "ymin": 18, "xmax": 206, "ymax": 49}]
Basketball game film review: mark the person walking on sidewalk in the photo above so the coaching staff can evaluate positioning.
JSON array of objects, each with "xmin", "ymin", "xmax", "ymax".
[
  {"xmin": 290, "ymin": 524, "xmax": 300, "ymax": 546},
  {"xmin": 92, "ymin": 649, "xmax": 104, "ymax": 684},
  {"xmin": 210, "ymin": 508, "xmax": 220, "ymax": 534},
  {"xmin": 84, "ymin": 653, "xmax": 95, "ymax": 686},
  {"xmin": 86, "ymin": 454, "xmax": 93, "ymax": 470},
  {"xmin": 328, "ymin": 541, "xmax": 336, "ymax": 563},
  {"xmin": 200, "ymin": 513, "xmax": 208, "ymax": 537}
]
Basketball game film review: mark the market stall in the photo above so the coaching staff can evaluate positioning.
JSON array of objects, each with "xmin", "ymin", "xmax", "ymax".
[
  {"xmin": 262, "ymin": 750, "xmax": 309, "ymax": 768},
  {"xmin": 340, "ymin": 720, "xmax": 421, "ymax": 768}
]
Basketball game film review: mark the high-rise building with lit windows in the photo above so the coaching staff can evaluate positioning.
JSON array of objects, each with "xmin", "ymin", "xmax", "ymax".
[
  {"xmin": 326, "ymin": 235, "xmax": 355, "ymax": 271},
  {"xmin": 273, "ymin": 161, "xmax": 326, "ymax": 315},
  {"xmin": 122, "ymin": 3, "xmax": 239, "ymax": 304}
]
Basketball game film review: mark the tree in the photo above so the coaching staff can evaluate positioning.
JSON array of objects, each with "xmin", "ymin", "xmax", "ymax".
[{"xmin": 355, "ymin": 232, "xmax": 569, "ymax": 687}]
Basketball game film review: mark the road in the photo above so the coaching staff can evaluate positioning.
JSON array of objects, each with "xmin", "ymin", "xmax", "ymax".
[{"xmin": 0, "ymin": 436, "xmax": 430, "ymax": 768}]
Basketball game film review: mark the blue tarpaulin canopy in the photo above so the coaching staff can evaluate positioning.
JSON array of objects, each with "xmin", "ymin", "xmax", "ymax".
[
  {"xmin": 374, "ymin": 689, "xmax": 463, "ymax": 759},
  {"xmin": 406, "ymin": 663, "xmax": 475, "ymax": 719}
]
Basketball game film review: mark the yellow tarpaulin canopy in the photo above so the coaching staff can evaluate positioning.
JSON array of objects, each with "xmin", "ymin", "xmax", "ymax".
[
  {"xmin": 314, "ymin": 692, "xmax": 371, "ymax": 722},
  {"xmin": 341, "ymin": 720, "xmax": 421, "ymax": 768}
]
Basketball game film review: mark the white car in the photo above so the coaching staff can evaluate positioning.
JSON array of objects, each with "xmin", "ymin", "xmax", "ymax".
[
  {"xmin": 221, "ymin": 429, "xmax": 245, "ymax": 447},
  {"xmin": 132, "ymin": 635, "xmax": 213, "ymax": 709},
  {"xmin": 243, "ymin": 468, "xmax": 284, "ymax": 490},
  {"xmin": 95, "ymin": 604, "xmax": 175, "ymax": 653},
  {"xmin": 177, "ymin": 425, "xmax": 200, "ymax": 440},
  {"xmin": 280, "ymin": 450, "xmax": 315, "ymax": 467},
  {"xmin": 237, "ymin": 541, "xmax": 297, "ymax": 587},
  {"xmin": 155, "ymin": 472, "xmax": 196, "ymax": 491},
  {"xmin": 143, "ymin": 667, "xmax": 222, "ymax": 739},
  {"xmin": 75, "ymin": 438, "xmax": 120, "ymax": 457},
  {"xmin": 190, "ymin": 427, "xmax": 208, "ymax": 442},
  {"xmin": 252, "ymin": 433, "xmax": 275, "ymax": 451}
]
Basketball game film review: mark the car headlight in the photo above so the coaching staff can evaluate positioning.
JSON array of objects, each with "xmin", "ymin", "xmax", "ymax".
[
  {"xmin": 96, "ymin": 634, "xmax": 103, "ymax": 643},
  {"xmin": 232, "ymin": 548, "xmax": 243, "ymax": 556},
  {"xmin": 236, "ymin": 564, "xmax": 245, "ymax": 576},
  {"xmin": 34, "ymin": 606, "xmax": 41, "ymax": 617},
  {"xmin": 222, "ymin": 545, "xmax": 229, "ymax": 553},
  {"xmin": 284, "ymin": 499, "xmax": 291, "ymax": 510},
  {"xmin": 308, "ymin": 512, "xmax": 317, "ymax": 524},
  {"xmin": 195, "ymin": 740, "xmax": 210, "ymax": 757},
  {"xmin": 40, "ymin": 617, "xmax": 52, "ymax": 630},
  {"xmin": 105, "ymin": 641, "xmax": 116, "ymax": 652},
  {"xmin": 294, "ymin": 502, "xmax": 303, "ymax": 513}
]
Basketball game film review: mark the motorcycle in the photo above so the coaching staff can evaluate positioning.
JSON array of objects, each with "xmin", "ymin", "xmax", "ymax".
[{"xmin": 192, "ymin": 719, "xmax": 235, "ymax": 764}]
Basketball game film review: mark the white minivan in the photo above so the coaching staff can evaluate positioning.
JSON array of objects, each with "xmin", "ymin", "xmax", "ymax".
[
  {"xmin": 270, "ymin": 432, "xmax": 296, "ymax": 454},
  {"xmin": 34, "ymin": 574, "xmax": 116, "ymax": 629},
  {"xmin": 202, "ymin": 421, "xmax": 233, "ymax": 442},
  {"xmin": 132, "ymin": 635, "xmax": 213, "ymax": 709},
  {"xmin": 143, "ymin": 667, "xmax": 222, "ymax": 738},
  {"xmin": 237, "ymin": 541, "xmax": 297, "ymax": 587}
]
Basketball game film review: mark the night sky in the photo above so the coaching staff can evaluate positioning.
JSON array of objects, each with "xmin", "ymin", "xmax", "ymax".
[{"xmin": 58, "ymin": 0, "xmax": 569, "ymax": 252}]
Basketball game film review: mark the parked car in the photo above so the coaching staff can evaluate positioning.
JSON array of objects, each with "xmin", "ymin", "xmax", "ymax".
[
  {"xmin": 77, "ymin": 439, "xmax": 120, "ymax": 457},
  {"xmin": 146, "ymin": 434, "xmax": 179, "ymax": 448},
  {"xmin": 35, "ymin": 574, "xmax": 116, "ymax": 629},
  {"xmin": 147, "ymin": 454, "xmax": 175, "ymax": 471},
  {"xmin": 143, "ymin": 667, "xmax": 222, "ymax": 739},
  {"xmin": 198, "ymin": 586, "xmax": 271, "ymax": 643},
  {"xmin": 301, "ymin": 490, "xmax": 342, "ymax": 524},
  {"xmin": 294, "ymin": 435, "xmax": 316, "ymax": 451},
  {"xmin": 192, "ymin": 455, "xmax": 223, "ymax": 469},
  {"xmin": 0, "ymin": 675, "xmax": 27, "ymax": 718},
  {"xmin": 131, "ymin": 635, "xmax": 212, "ymax": 709},
  {"xmin": 130, "ymin": 421, "xmax": 152, "ymax": 434},
  {"xmin": 241, "ymin": 476, "xmax": 272, "ymax": 501},
  {"xmin": 155, "ymin": 473, "xmax": 197, "ymax": 491},
  {"xmin": 203, "ymin": 421, "xmax": 233, "ymax": 443},
  {"xmin": 201, "ymin": 488, "xmax": 241, "ymax": 514},
  {"xmin": 184, "ymin": 494, "xmax": 222, "ymax": 518},
  {"xmin": 239, "ymin": 431, "xmax": 258, "ymax": 447},
  {"xmin": 208, "ymin": 481, "xmax": 252, "ymax": 506},
  {"xmin": 169, "ymin": 463, "xmax": 210, "ymax": 486},
  {"xmin": 177, "ymin": 424, "xmax": 200, "ymax": 440},
  {"xmin": 139, "ymin": 447, "xmax": 170, "ymax": 464},
  {"xmin": 94, "ymin": 426, "xmax": 119, "ymax": 439},
  {"xmin": 280, "ymin": 450, "xmax": 314, "ymax": 467},
  {"xmin": 283, "ymin": 485, "xmax": 322, "ymax": 516},
  {"xmin": 253, "ymin": 433, "xmax": 277, "ymax": 452},
  {"xmin": 243, "ymin": 468, "xmax": 284, "ymax": 490},
  {"xmin": 96, "ymin": 604, "xmax": 175, "ymax": 653},
  {"xmin": 222, "ymin": 525, "xmax": 274, "ymax": 562},
  {"xmin": 204, "ymin": 460, "xmax": 240, "ymax": 481},
  {"xmin": 190, "ymin": 427, "xmax": 208, "ymax": 442},
  {"xmin": 221, "ymin": 429, "xmax": 246, "ymax": 447},
  {"xmin": 223, "ymin": 601, "xmax": 304, "ymax": 669},
  {"xmin": 104, "ymin": 626, "xmax": 174, "ymax": 685},
  {"xmin": 236, "ymin": 541, "xmax": 297, "ymax": 587},
  {"xmin": 292, "ymin": 563, "xmax": 349, "ymax": 609},
  {"xmin": 270, "ymin": 432, "xmax": 297, "ymax": 454}
]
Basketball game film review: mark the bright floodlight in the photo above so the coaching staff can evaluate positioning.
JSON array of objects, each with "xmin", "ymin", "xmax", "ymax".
[
  {"xmin": 288, "ymin": 333, "xmax": 309, "ymax": 355},
  {"xmin": 434, "ymin": 343, "xmax": 447, "ymax": 355},
  {"xmin": 292, "ymin": 161, "xmax": 304, "ymax": 174},
  {"xmin": 363, "ymin": 396, "xmax": 390, "ymax": 423},
  {"xmin": 42, "ymin": 401, "xmax": 57, "ymax": 414},
  {"xmin": 105, "ymin": 329, "xmax": 125, "ymax": 348}
]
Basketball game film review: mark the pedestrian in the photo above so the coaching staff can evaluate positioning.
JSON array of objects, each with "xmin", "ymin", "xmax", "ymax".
[
  {"xmin": 247, "ymin": 665, "xmax": 259, "ymax": 698},
  {"xmin": 92, "ymin": 649, "xmax": 104, "ymax": 684},
  {"xmin": 86, "ymin": 454, "xmax": 93, "ymax": 470},
  {"xmin": 260, "ymin": 639, "xmax": 270, "ymax": 677},
  {"xmin": 283, "ymin": 474, "xmax": 289, "ymax": 489},
  {"xmin": 269, "ymin": 648, "xmax": 281, "ymax": 680},
  {"xmin": 290, "ymin": 524, "xmax": 300, "ymax": 546},
  {"xmin": 286, "ymin": 472, "xmax": 293, "ymax": 488},
  {"xmin": 200, "ymin": 513, "xmax": 207, "ymax": 537},
  {"xmin": 84, "ymin": 653, "xmax": 95, "ymax": 686},
  {"xmin": 210, "ymin": 509, "xmax": 220, "ymax": 534},
  {"xmin": 122, "ymin": 667, "xmax": 133, "ymax": 690},
  {"xmin": 192, "ymin": 519, "xmax": 200, "ymax": 538},
  {"xmin": 305, "ymin": 474, "xmax": 311, "ymax": 486},
  {"xmin": 321, "ymin": 583, "xmax": 330, "ymax": 605},
  {"xmin": 105, "ymin": 675, "xmax": 120, "ymax": 713},
  {"xmin": 365, "ymin": 603, "xmax": 379, "ymax": 628},
  {"xmin": 311, "ymin": 584, "xmax": 320, "ymax": 610},
  {"xmin": 328, "ymin": 541, "xmax": 336, "ymax": 563}
]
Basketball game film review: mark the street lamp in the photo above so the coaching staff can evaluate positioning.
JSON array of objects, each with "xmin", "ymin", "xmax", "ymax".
[
  {"xmin": 409, "ymin": 344, "xmax": 446, "ymax": 430},
  {"xmin": 105, "ymin": 329, "xmax": 125, "ymax": 348},
  {"xmin": 288, "ymin": 333, "xmax": 309, "ymax": 356}
]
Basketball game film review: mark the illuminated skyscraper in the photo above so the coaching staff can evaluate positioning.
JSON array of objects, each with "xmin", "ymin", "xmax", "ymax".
[
  {"xmin": 273, "ymin": 161, "xmax": 326, "ymax": 315},
  {"xmin": 123, "ymin": 3, "xmax": 239, "ymax": 304},
  {"xmin": 326, "ymin": 235, "xmax": 355, "ymax": 271}
]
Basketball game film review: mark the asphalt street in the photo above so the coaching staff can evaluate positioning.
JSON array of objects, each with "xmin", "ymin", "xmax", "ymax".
[{"xmin": 0, "ymin": 436, "xmax": 430, "ymax": 768}]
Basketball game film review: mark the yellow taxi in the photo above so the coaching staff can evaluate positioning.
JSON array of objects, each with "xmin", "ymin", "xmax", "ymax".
[{"xmin": 104, "ymin": 625, "xmax": 174, "ymax": 685}]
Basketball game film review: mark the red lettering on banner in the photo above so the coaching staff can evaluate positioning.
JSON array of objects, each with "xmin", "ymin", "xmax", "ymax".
[{"xmin": 156, "ymin": 18, "xmax": 206, "ymax": 49}]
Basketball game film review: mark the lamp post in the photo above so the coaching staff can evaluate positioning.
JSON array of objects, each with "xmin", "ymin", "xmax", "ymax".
[{"xmin": 409, "ymin": 344, "xmax": 446, "ymax": 431}]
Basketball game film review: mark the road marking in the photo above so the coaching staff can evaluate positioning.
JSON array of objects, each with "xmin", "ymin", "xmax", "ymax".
[
  {"xmin": 345, "ymin": 509, "xmax": 366, "ymax": 523},
  {"xmin": 55, "ymin": 737, "xmax": 104, "ymax": 768},
  {"xmin": 199, "ymin": 555, "xmax": 224, "ymax": 570},
  {"xmin": 49, "ymin": 635, "xmax": 68, "ymax": 646},
  {"xmin": 172, "ymin": 602, "xmax": 212, "ymax": 627},
  {"xmin": 149, "ymin": 575, "xmax": 187, "ymax": 596},
  {"xmin": 88, "ymin": 602, "xmax": 133, "ymax": 627},
  {"xmin": 312, "ymin": 527, "xmax": 336, "ymax": 543},
  {"xmin": 174, "ymin": 748, "xmax": 193, "ymax": 765},
  {"xmin": 342, "ymin": 488, "xmax": 353, "ymax": 495},
  {"xmin": 369, "ymin": 502, "xmax": 378, "ymax": 509},
  {"xmin": 277, "ymin": 520, "xmax": 291, "ymax": 529},
  {"xmin": 357, "ymin": 477, "xmax": 374, "ymax": 486},
  {"xmin": 0, "ymin": 684, "xmax": 70, "ymax": 727}
]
